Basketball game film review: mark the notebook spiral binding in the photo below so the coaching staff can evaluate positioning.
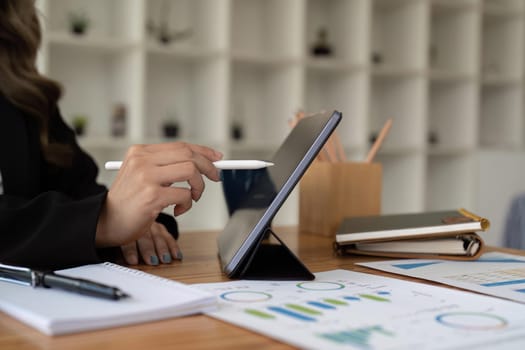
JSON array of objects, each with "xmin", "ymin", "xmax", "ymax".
[{"xmin": 101, "ymin": 262, "xmax": 180, "ymax": 286}]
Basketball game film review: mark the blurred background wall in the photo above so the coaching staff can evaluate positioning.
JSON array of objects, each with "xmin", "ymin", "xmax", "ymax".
[{"xmin": 36, "ymin": 0, "xmax": 525, "ymax": 246}]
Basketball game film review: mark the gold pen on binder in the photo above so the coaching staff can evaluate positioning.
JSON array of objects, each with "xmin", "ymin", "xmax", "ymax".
[{"xmin": 458, "ymin": 208, "xmax": 491, "ymax": 231}]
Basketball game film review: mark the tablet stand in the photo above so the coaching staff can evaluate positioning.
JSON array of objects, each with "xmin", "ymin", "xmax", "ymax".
[{"xmin": 237, "ymin": 228, "xmax": 315, "ymax": 280}]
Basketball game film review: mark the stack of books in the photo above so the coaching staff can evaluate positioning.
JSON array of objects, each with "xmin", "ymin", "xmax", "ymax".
[{"xmin": 334, "ymin": 208, "xmax": 490, "ymax": 260}]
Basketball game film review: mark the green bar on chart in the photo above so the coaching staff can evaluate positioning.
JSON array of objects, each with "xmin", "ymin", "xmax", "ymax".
[
  {"xmin": 245, "ymin": 309, "xmax": 276, "ymax": 319},
  {"xmin": 359, "ymin": 294, "xmax": 390, "ymax": 302},
  {"xmin": 323, "ymin": 298, "xmax": 349, "ymax": 306},
  {"xmin": 285, "ymin": 303, "xmax": 323, "ymax": 315}
]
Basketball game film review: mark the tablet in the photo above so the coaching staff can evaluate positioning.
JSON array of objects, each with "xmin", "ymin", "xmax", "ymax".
[{"xmin": 217, "ymin": 110, "xmax": 342, "ymax": 278}]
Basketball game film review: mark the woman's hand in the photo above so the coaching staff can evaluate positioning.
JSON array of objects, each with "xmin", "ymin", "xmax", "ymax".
[
  {"xmin": 96, "ymin": 142, "xmax": 222, "ymax": 247},
  {"xmin": 120, "ymin": 221, "xmax": 182, "ymax": 265}
]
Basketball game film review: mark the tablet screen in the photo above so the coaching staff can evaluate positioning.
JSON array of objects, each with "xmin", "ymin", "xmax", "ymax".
[{"xmin": 217, "ymin": 111, "xmax": 342, "ymax": 277}]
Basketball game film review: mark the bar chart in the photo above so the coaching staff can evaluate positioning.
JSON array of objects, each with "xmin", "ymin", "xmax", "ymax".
[
  {"xmin": 359, "ymin": 252, "xmax": 525, "ymax": 303},
  {"xmin": 196, "ymin": 269, "xmax": 525, "ymax": 350}
]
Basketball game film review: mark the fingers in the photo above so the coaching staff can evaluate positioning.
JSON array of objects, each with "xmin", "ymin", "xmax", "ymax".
[
  {"xmin": 155, "ymin": 162, "xmax": 206, "ymax": 201},
  {"xmin": 150, "ymin": 222, "xmax": 183, "ymax": 261},
  {"xmin": 99, "ymin": 142, "xmax": 222, "ymax": 247},
  {"xmin": 161, "ymin": 186, "xmax": 193, "ymax": 216},
  {"xmin": 124, "ymin": 142, "xmax": 223, "ymax": 182},
  {"xmin": 126, "ymin": 223, "xmax": 183, "ymax": 266},
  {"xmin": 144, "ymin": 142, "xmax": 223, "ymax": 167},
  {"xmin": 120, "ymin": 241, "xmax": 139, "ymax": 265},
  {"xmin": 137, "ymin": 235, "xmax": 160, "ymax": 265}
]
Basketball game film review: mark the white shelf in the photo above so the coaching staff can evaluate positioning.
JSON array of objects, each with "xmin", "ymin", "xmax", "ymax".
[
  {"xmin": 37, "ymin": 0, "xmax": 525, "ymax": 237},
  {"xmin": 45, "ymin": 31, "xmax": 140, "ymax": 52}
]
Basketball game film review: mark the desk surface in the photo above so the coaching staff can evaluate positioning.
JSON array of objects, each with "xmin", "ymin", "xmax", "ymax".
[{"xmin": 1, "ymin": 227, "xmax": 523, "ymax": 350}]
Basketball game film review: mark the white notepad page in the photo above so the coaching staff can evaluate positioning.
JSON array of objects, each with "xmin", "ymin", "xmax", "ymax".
[{"xmin": 0, "ymin": 262, "xmax": 217, "ymax": 335}]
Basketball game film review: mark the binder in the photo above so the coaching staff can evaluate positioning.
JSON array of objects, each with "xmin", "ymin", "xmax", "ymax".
[
  {"xmin": 334, "ymin": 232, "xmax": 485, "ymax": 261},
  {"xmin": 334, "ymin": 209, "xmax": 490, "ymax": 261}
]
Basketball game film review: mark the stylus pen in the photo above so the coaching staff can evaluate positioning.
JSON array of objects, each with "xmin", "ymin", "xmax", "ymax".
[{"xmin": 104, "ymin": 160, "xmax": 274, "ymax": 171}]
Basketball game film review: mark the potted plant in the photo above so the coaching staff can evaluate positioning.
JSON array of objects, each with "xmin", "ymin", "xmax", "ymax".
[
  {"xmin": 68, "ymin": 11, "xmax": 90, "ymax": 36},
  {"xmin": 72, "ymin": 115, "xmax": 88, "ymax": 136},
  {"xmin": 162, "ymin": 118, "xmax": 180, "ymax": 138}
]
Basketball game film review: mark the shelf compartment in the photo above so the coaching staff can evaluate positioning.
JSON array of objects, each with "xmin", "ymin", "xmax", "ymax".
[
  {"xmin": 145, "ymin": 0, "xmax": 228, "ymax": 51},
  {"xmin": 481, "ymin": 13, "xmax": 524, "ymax": 79},
  {"xmin": 369, "ymin": 76, "xmax": 427, "ymax": 151},
  {"xmin": 428, "ymin": 80, "xmax": 478, "ymax": 151},
  {"xmin": 429, "ymin": 4, "xmax": 480, "ymax": 76},
  {"xmin": 480, "ymin": 84, "xmax": 523, "ymax": 148},
  {"xmin": 483, "ymin": 0, "xmax": 524, "ymax": 16},
  {"xmin": 45, "ymin": 0, "xmax": 142, "ymax": 40},
  {"xmin": 305, "ymin": 69, "xmax": 368, "ymax": 151},
  {"xmin": 144, "ymin": 54, "xmax": 229, "ymax": 142},
  {"xmin": 371, "ymin": 0, "xmax": 427, "ymax": 70},
  {"xmin": 45, "ymin": 32, "xmax": 139, "ymax": 53},
  {"xmin": 49, "ymin": 46, "xmax": 141, "ymax": 140},
  {"xmin": 426, "ymin": 153, "xmax": 475, "ymax": 210},
  {"xmin": 431, "ymin": 0, "xmax": 480, "ymax": 11},
  {"xmin": 305, "ymin": 0, "xmax": 369, "ymax": 63},
  {"xmin": 229, "ymin": 62, "xmax": 302, "ymax": 145},
  {"xmin": 230, "ymin": 0, "xmax": 302, "ymax": 59},
  {"xmin": 376, "ymin": 153, "xmax": 426, "ymax": 214}
]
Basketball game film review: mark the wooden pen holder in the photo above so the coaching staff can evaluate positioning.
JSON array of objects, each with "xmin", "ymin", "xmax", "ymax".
[{"xmin": 299, "ymin": 161, "xmax": 382, "ymax": 237}]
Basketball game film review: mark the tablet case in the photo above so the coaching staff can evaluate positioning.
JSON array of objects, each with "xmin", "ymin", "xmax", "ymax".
[
  {"xmin": 234, "ymin": 228, "xmax": 315, "ymax": 280},
  {"xmin": 218, "ymin": 110, "xmax": 342, "ymax": 280}
]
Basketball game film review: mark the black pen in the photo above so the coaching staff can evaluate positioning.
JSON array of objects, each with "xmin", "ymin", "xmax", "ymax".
[{"xmin": 0, "ymin": 263, "xmax": 130, "ymax": 300}]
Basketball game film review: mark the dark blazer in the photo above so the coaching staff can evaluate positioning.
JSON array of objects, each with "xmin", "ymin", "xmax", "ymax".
[{"xmin": 0, "ymin": 95, "xmax": 176, "ymax": 269}]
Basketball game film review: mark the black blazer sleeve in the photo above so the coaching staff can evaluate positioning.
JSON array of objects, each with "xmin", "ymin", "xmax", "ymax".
[
  {"xmin": 0, "ymin": 96, "xmax": 110, "ymax": 269},
  {"xmin": 0, "ymin": 96, "xmax": 179, "ymax": 269}
]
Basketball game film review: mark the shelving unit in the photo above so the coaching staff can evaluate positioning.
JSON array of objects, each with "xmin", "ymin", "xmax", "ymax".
[{"xmin": 36, "ymin": 0, "xmax": 525, "ymax": 244}]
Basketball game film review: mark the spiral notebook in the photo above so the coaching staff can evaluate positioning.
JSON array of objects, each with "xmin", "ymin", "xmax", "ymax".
[{"xmin": 0, "ymin": 262, "xmax": 217, "ymax": 335}]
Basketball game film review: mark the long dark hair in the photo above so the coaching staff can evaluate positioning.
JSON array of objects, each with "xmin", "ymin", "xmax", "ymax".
[{"xmin": 0, "ymin": 0, "xmax": 72, "ymax": 166}]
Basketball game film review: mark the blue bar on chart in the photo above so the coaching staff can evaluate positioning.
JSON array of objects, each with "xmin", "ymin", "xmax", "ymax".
[
  {"xmin": 307, "ymin": 301, "xmax": 337, "ymax": 310},
  {"xmin": 480, "ymin": 279, "xmax": 525, "ymax": 287}
]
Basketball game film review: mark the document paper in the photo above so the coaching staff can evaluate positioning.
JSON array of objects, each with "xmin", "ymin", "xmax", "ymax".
[
  {"xmin": 196, "ymin": 269, "xmax": 525, "ymax": 350},
  {"xmin": 358, "ymin": 252, "xmax": 525, "ymax": 304}
]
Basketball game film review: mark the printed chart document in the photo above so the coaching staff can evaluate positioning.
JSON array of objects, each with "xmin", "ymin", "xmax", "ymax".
[
  {"xmin": 196, "ymin": 269, "xmax": 525, "ymax": 350},
  {"xmin": 358, "ymin": 252, "xmax": 525, "ymax": 304},
  {"xmin": 0, "ymin": 262, "xmax": 217, "ymax": 335}
]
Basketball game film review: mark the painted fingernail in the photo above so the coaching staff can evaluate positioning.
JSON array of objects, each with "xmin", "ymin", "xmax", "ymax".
[
  {"xmin": 162, "ymin": 253, "xmax": 172, "ymax": 264},
  {"xmin": 150, "ymin": 255, "xmax": 159, "ymax": 265},
  {"xmin": 176, "ymin": 251, "xmax": 183, "ymax": 260}
]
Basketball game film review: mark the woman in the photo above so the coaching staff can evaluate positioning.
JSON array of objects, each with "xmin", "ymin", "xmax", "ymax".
[{"xmin": 0, "ymin": 0, "xmax": 222, "ymax": 269}]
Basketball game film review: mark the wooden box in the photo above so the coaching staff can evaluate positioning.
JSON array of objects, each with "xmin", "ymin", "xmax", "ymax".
[{"xmin": 299, "ymin": 162, "xmax": 382, "ymax": 237}]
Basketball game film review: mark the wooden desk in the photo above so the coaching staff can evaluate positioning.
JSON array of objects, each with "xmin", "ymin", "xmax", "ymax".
[{"xmin": 1, "ymin": 227, "xmax": 523, "ymax": 350}]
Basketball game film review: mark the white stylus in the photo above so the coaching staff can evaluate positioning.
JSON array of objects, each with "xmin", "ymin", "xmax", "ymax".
[{"xmin": 104, "ymin": 160, "xmax": 274, "ymax": 171}]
